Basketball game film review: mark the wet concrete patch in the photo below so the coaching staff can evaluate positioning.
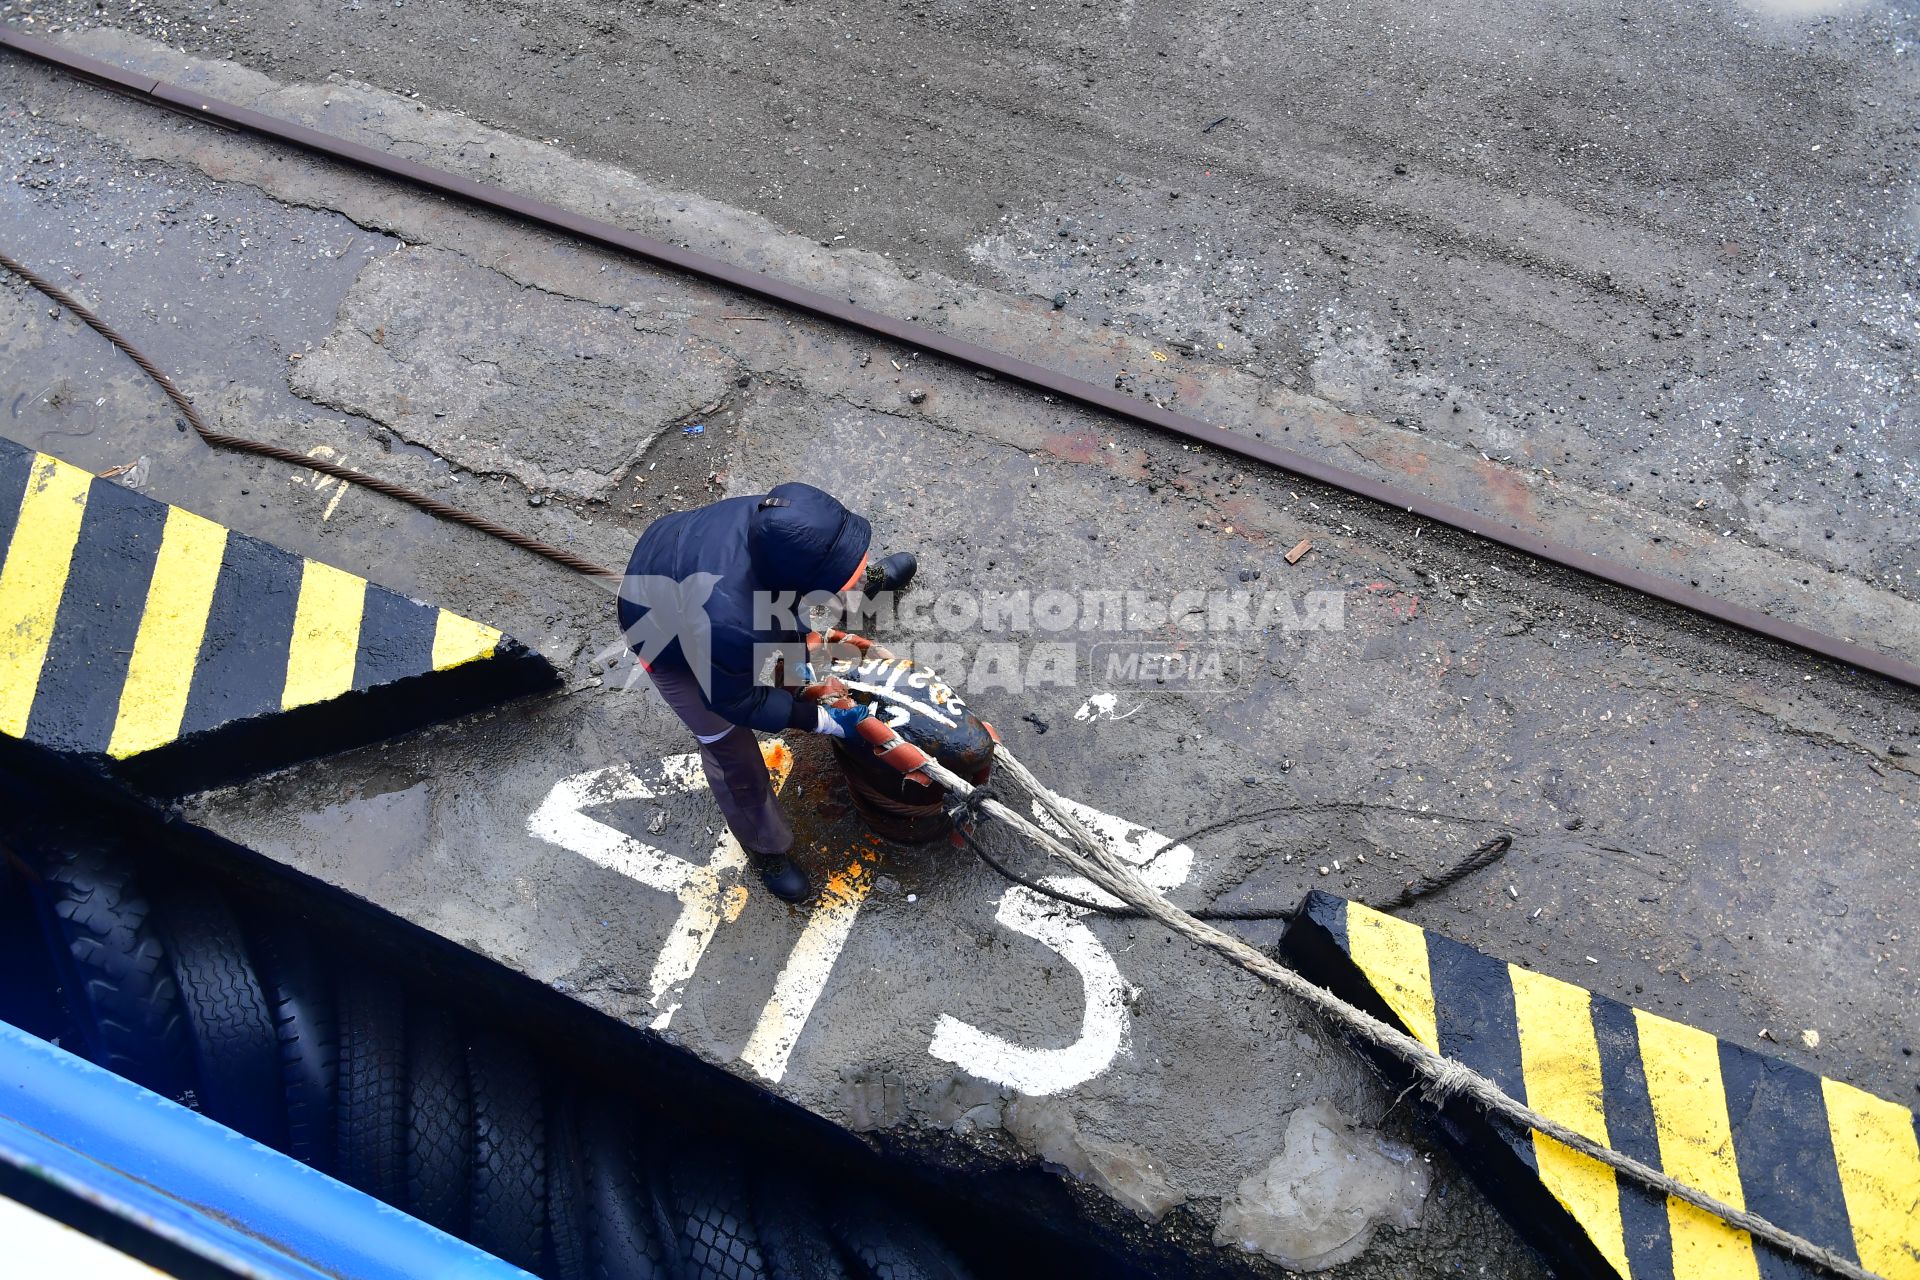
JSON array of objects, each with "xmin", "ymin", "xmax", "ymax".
[{"xmin": 0, "ymin": 110, "xmax": 390, "ymax": 448}]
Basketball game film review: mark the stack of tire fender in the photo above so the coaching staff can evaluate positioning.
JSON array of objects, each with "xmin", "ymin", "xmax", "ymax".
[{"xmin": 0, "ymin": 822, "xmax": 973, "ymax": 1280}]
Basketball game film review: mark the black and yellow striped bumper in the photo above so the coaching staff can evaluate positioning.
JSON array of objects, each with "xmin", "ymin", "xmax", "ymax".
[
  {"xmin": 1283, "ymin": 891, "xmax": 1918, "ymax": 1280},
  {"xmin": 0, "ymin": 440, "xmax": 556, "ymax": 793}
]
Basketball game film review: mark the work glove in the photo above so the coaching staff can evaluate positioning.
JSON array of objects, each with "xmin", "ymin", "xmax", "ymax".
[
  {"xmin": 813, "ymin": 700, "xmax": 871, "ymax": 738},
  {"xmin": 798, "ymin": 675, "xmax": 850, "ymax": 704}
]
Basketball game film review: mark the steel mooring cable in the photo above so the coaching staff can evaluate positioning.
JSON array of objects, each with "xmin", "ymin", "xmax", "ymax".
[
  {"xmin": 936, "ymin": 744, "xmax": 1883, "ymax": 1280},
  {"xmin": 0, "ymin": 249, "xmax": 617, "ymax": 582},
  {"xmin": 960, "ymin": 825, "xmax": 1511, "ymax": 922},
  {"xmin": 3, "ymin": 246, "xmax": 1884, "ymax": 1280}
]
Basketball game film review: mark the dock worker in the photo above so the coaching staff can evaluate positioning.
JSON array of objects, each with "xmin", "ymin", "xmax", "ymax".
[{"xmin": 617, "ymin": 483, "xmax": 916, "ymax": 903}]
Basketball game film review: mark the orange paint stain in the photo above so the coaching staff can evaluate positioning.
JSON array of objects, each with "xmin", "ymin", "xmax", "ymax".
[
  {"xmin": 1355, "ymin": 433, "xmax": 1434, "ymax": 481},
  {"xmin": 1213, "ymin": 496, "xmax": 1274, "ymax": 547},
  {"xmin": 815, "ymin": 846, "xmax": 881, "ymax": 909},
  {"xmin": 760, "ymin": 740, "xmax": 795, "ymax": 791},
  {"xmin": 1364, "ymin": 582, "xmax": 1421, "ymax": 622}
]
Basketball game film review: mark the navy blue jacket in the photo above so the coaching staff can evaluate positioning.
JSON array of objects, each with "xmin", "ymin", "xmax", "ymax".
[{"xmin": 617, "ymin": 483, "xmax": 871, "ymax": 732}]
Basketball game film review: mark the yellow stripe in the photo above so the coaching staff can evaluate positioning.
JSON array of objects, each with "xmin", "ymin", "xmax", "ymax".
[
  {"xmin": 1822, "ymin": 1077, "xmax": 1920, "ymax": 1280},
  {"xmin": 0, "ymin": 455, "xmax": 93, "ymax": 738},
  {"xmin": 282, "ymin": 560, "xmax": 366, "ymax": 710},
  {"xmin": 1344, "ymin": 903, "xmax": 1439, "ymax": 1050},
  {"xmin": 107, "ymin": 508, "xmax": 229, "ymax": 759},
  {"xmin": 1633, "ymin": 1009, "xmax": 1761, "ymax": 1280},
  {"xmin": 431, "ymin": 610, "xmax": 501, "ymax": 671},
  {"xmin": 1510, "ymin": 964, "xmax": 1631, "ymax": 1278}
]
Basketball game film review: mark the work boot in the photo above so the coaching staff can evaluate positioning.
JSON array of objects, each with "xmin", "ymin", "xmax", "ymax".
[
  {"xmin": 864, "ymin": 551, "xmax": 917, "ymax": 596},
  {"xmin": 750, "ymin": 850, "xmax": 811, "ymax": 904}
]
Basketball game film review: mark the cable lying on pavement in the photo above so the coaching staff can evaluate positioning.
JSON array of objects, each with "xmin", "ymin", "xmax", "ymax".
[
  {"xmin": 957, "ymin": 807, "xmax": 1512, "ymax": 922},
  {"xmin": 0, "ymin": 141, "xmax": 1882, "ymax": 1280},
  {"xmin": 0, "ymin": 248, "xmax": 618, "ymax": 583},
  {"xmin": 925, "ymin": 744, "xmax": 1886, "ymax": 1280},
  {"xmin": 6, "ymin": 26, "xmax": 1917, "ymax": 693}
]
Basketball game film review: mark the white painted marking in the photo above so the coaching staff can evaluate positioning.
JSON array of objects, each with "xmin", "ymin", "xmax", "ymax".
[
  {"xmin": 531, "ymin": 741, "xmax": 1197, "ymax": 1096},
  {"xmin": 928, "ymin": 797, "xmax": 1193, "ymax": 1095},
  {"xmin": 527, "ymin": 753, "xmax": 750, "ymax": 1028},
  {"xmin": 303, "ymin": 444, "xmax": 351, "ymax": 521},
  {"xmin": 928, "ymin": 884, "xmax": 1129, "ymax": 1096},
  {"xmin": 1073, "ymin": 692, "xmax": 1141, "ymax": 722},
  {"xmin": 840, "ymin": 679, "xmax": 958, "ymax": 727},
  {"xmin": 739, "ymin": 852, "xmax": 878, "ymax": 1082}
]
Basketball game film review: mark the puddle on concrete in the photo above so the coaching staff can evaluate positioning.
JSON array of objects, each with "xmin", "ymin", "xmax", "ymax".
[{"xmin": 291, "ymin": 780, "xmax": 433, "ymax": 894}]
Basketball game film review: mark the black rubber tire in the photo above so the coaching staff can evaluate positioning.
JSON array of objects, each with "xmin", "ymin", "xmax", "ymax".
[
  {"xmin": 154, "ymin": 884, "xmax": 285, "ymax": 1148},
  {"xmin": 243, "ymin": 919, "xmax": 336, "ymax": 1171},
  {"xmin": 335, "ymin": 967, "xmax": 408, "ymax": 1203},
  {"xmin": 749, "ymin": 1171, "xmax": 852, "ymax": 1280},
  {"xmin": 404, "ymin": 1004, "xmax": 471, "ymax": 1237},
  {"xmin": 29, "ymin": 829, "xmax": 195, "ymax": 1105},
  {"xmin": 545, "ymin": 1089, "xmax": 590, "ymax": 1280},
  {"xmin": 467, "ymin": 1030, "xmax": 548, "ymax": 1272},
  {"xmin": 655, "ymin": 1145, "xmax": 769, "ymax": 1280},
  {"xmin": 0, "ymin": 853, "xmax": 67, "ymax": 1044},
  {"xmin": 578, "ymin": 1095, "xmax": 669, "ymax": 1280},
  {"xmin": 828, "ymin": 1198, "xmax": 972, "ymax": 1280}
]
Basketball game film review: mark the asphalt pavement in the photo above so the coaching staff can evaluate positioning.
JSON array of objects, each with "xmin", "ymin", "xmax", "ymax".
[
  {"xmin": 2, "ymin": 14, "xmax": 1917, "ymax": 1278},
  {"xmin": 9, "ymin": 0, "xmax": 1919, "ymax": 656}
]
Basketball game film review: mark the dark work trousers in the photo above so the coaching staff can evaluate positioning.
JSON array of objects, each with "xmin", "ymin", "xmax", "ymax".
[{"xmin": 647, "ymin": 664, "xmax": 794, "ymax": 857}]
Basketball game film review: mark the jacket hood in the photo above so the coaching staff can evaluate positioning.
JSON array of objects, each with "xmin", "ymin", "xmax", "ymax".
[{"xmin": 746, "ymin": 482, "xmax": 872, "ymax": 595}]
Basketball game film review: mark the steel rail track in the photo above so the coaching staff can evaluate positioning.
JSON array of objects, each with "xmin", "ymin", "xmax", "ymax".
[{"xmin": 5, "ymin": 27, "xmax": 1916, "ymax": 693}]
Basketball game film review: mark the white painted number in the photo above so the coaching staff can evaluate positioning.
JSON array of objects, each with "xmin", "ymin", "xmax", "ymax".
[
  {"xmin": 738, "ymin": 851, "xmax": 877, "ymax": 1082},
  {"xmin": 927, "ymin": 796, "xmax": 1192, "ymax": 1095},
  {"xmin": 527, "ymin": 754, "xmax": 754, "ymax": 1029},
  {"xmin": 530, "ymin": 751, "xmax": 1191, "ymax": 1095}
]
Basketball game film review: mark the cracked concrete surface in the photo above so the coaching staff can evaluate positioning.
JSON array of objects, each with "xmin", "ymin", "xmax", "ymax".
[
  {"xmin": 291, "ymin": 245, "xmax": 738, "ymax": 502},
  {"xmin": 2, "ymin": 28, "xmax": 1918, "ymax": 1280},
  {"xmin": 8, "ymin": 23, "xmax": 1919, "ymax": 670}
]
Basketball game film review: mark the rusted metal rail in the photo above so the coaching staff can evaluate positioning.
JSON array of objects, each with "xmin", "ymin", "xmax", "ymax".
[{"xmin": 6, "ymin": 28, "xmax": 1917, "ymax": 693}]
